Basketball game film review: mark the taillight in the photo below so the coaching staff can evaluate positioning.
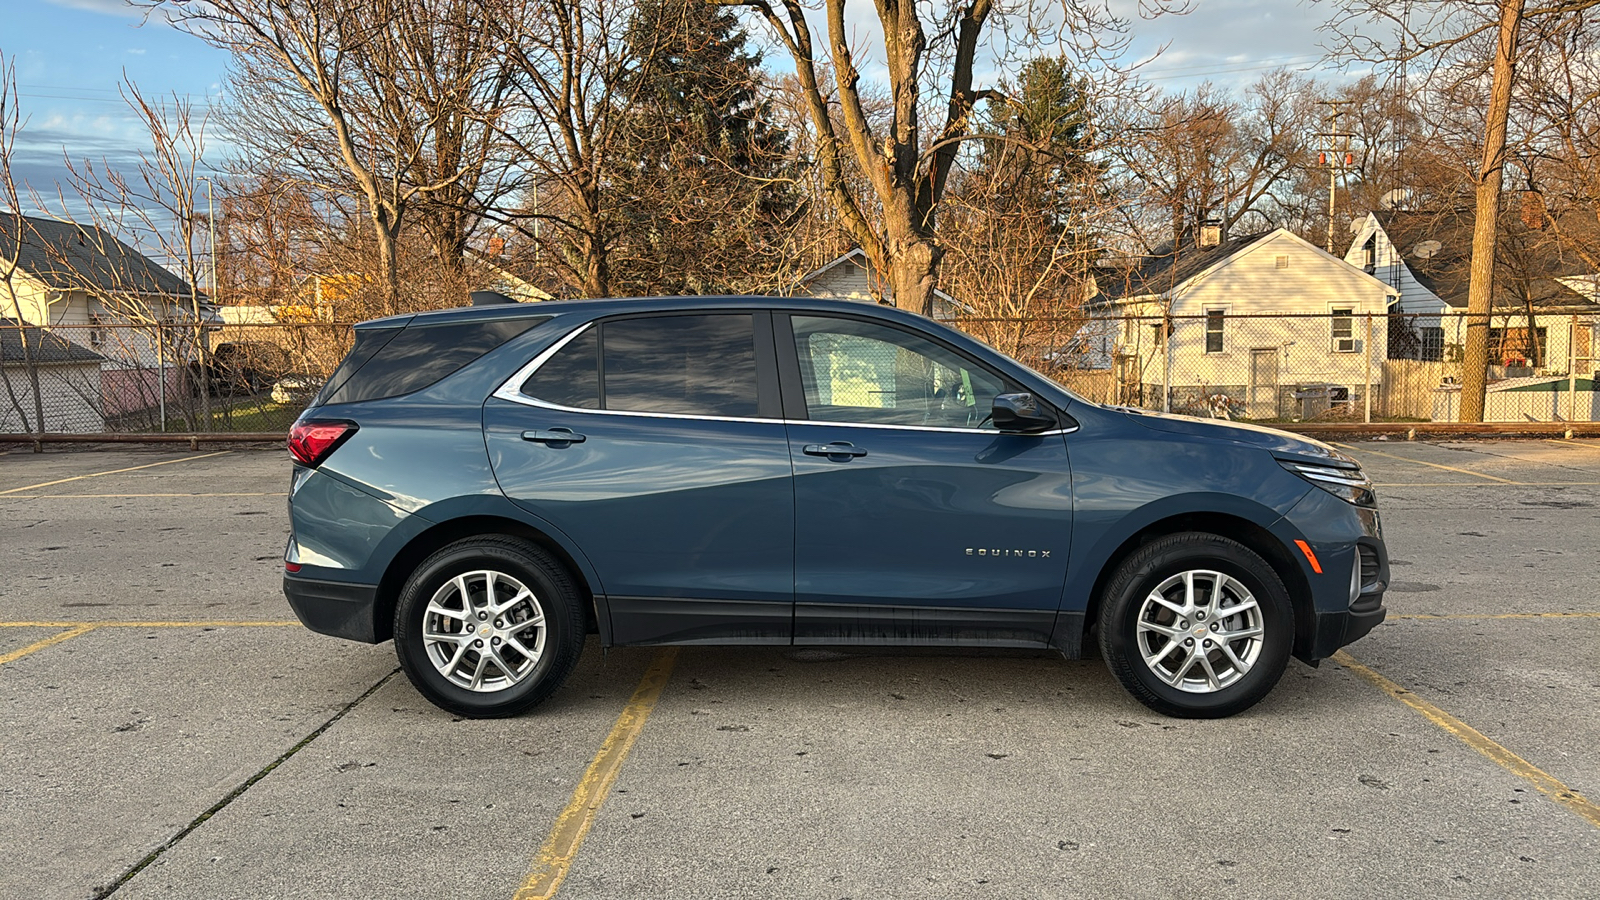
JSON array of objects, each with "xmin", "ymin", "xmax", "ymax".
[{"xmin": 288, "ymin": 420, "xmax": 358, "ymax": 467}]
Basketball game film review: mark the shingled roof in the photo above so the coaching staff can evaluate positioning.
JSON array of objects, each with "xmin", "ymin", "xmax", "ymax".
[
  {"xmin": 0, "ymin": 212, "xmax": 202, "ymax": 299},
  {"xmin": 1374, "ymin": 208, "xmax": 1600, "ymax": 311},
  {"xmin": 1090, "ymin": 231, "xmax": 1274, "ymax": 302},
  {"xmin": 0, "ymin": 318, "xmax": 106, "ymax": 366}
]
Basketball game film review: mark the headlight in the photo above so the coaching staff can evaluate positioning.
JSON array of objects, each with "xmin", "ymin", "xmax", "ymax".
[{"xmin": 1279, "ymin": 459, "xmax": 1377, "ymax": 508}]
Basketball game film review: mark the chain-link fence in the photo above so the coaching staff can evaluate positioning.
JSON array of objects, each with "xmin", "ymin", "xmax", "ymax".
[
  {"xmin": 954, "ymin": 311, "xmax": 1600, "ymax": 425},
  {"xmin": 2, "ymin": 310, "xmax": 1596, "ymax": 436},
  {"xmin": 1, "ymin": 320, "xmax": 354, "ymax": 434}
]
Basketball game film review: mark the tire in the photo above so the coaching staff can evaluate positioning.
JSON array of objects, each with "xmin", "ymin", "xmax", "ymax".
[
  {"xmin": 1097, "ymin": 532, "xmax": 1293, "ymax": 719},
  {"xmin": 394, "ymin": 536, "xmax": 586, "ymax": 718}
]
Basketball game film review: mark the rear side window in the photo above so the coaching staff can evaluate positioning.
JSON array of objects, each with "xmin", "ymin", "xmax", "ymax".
[
  {"xmin": 520, "ymin": 314, "xmax": 758, "ymax": 417},
  {"xmin": 321, "ymin": 317, "xmax": 546, "ymax": 406},
  {"xmin": 521, "ymin": 327, "xmax": 599, "ymax": 409}
]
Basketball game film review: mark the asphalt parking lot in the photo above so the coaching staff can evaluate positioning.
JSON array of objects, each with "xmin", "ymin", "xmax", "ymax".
[{"xmin": 2, "ymin": 439, "xmax": 1598, "ymax": 899}]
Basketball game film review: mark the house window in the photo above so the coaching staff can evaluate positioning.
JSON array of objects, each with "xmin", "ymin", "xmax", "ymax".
[
  {"xmin": 1421, "ymin": 327, "xmax": 1444, "ymax": 362},
  {"xmin": 1204, "ymin": 309, "xmax": 1225, "ymax": 354},
  {"xmin": 88, "ymin": 314, "xmax": 105, "ymax": 350},
  {"xmin": 1488, "ymin": 326, "xmax": 1547, "ymax": 367},
  {"xmin": 1361, "ymin": 236, "xmax": 1376, "ymax": 273},
  {"xmin": 1331, "ymin": 308, "xmax": 1356, "ymax": 353}
]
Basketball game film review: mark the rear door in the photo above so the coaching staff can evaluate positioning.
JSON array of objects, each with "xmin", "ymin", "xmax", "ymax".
[
  {"xmin": 484, "ymin": 311, "xmax": 793, "ymax": 645},
  {"xmin": 777, "ymin": 312, "xmax": 1074, "ymax": 647}
]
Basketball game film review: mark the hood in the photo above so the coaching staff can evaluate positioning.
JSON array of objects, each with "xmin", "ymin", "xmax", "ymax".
[{"xmin": 1109, "ymin": 406, "xmax": 1356, "ymax": 466}]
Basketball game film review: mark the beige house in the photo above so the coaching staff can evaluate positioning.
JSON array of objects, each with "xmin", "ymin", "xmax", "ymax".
[
  {"xmin": 2, "ymin": 213, "xmax": 218, "ymax": 419},
  {"xmin": 1085, "ymin": 228, "xmax": 1398, "ymax": 418}
]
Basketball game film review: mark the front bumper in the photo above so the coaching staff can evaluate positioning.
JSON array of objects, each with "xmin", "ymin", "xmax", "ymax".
[{"xmin": 284, "ymin": 574, "xmax": 382, "ymax": 643}]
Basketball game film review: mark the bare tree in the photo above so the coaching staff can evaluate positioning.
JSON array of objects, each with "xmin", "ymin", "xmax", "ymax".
[
  {"xmin": 0, "ymin": 53, "xmax": 46, "ymax": 436},
  {"xmin": 484, "ymin": 0, "xmax": 668, "ymax": 298},
  {"xmin": 1110, "ymin": 70, "xmax": 1320, "ymax": 251},
  {"xmin": 157, "ymin": 0, "xmax": 499, "ymax": 313},
  {"xmin": 717, "ymin": 0, "xmax": 1179, "ymax": 315},
  {"xmin": 62, "ymin": 77, "xmax": 218, "ymax": 427}
]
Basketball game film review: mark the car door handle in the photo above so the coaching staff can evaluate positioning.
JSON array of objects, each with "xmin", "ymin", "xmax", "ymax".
[
  {"xmin": 521, "ymin": 428, "xmax": 586, "ymax": 445},
  {"xmin": 803, "ymin": 442, "xmax": 867, "ymax": 459}
]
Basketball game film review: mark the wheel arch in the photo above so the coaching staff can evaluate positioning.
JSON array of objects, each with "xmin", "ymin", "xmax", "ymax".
[
  {"xmin": 1079, "ymin": 511, "xmax": 1314, "ymax": 661},
  {"xmin": 373, "ymin": 514, "xmax": 604, "ymax": 644}
]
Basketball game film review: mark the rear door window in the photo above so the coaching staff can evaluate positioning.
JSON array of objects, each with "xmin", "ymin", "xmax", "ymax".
[{"xmin": 520, "ymin": 314, "xmax": 760, "ymax": 418}]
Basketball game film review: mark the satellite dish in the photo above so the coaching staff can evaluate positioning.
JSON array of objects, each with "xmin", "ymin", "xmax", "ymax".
[
  {"xmin": 1347, "ymin": 218, "xmax": 1364, "ymax": 235},
  {"xmin": 1412, "ymin": 240, "xmax": 1442, "ymax": 260},
  {"xmin": 1380, "ymin": 188, "xmax": 1413, "ymax": 210}
]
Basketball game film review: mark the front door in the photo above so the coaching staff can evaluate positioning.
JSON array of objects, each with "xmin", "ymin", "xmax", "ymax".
[
  {"xmin": 1248, "ymin": 348, "xmax": 1279, "ymax": 419},
  {"xmin": 777, "ymin": 313, "xmax": 1073, "ymax": 647},
  {"xmin": 485, "ymin": 311, "xmax": 793, "ymax": 645}
]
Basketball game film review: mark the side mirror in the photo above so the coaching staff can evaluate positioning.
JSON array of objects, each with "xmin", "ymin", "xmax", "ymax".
[{"xmin": 991, "ymin": 392, "xmax": 1055, "ymax": 433}]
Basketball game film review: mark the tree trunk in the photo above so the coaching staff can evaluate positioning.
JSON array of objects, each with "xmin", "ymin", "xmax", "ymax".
[
  {"xmin": 371, "ymin": 204, "xmax": 402, "ymax": 314},
  {"xmin": 1459, "ymin": 0, "xmax": 1526, "ymax": 423},
  {"xmin": 886, "ymin": 235, "xmax": 941, "ymax": 316}
]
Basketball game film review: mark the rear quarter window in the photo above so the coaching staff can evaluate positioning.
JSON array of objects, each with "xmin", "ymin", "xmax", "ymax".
[{"xmin": 321, "ymin": 317, "xmax": 547, "ymax": 406}]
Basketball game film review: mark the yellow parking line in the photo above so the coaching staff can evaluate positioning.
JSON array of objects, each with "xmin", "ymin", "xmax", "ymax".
[
  {"xmin": 514, "ymin": 648, "xmax": 680, "ymax": 900},
  {"xmin": 1390, "ymin": 612, "xmax": 1600, "ymax": 620},
  {"xmin": 3, "ymin": 491, "xmax": 288, "ymax": 498},
  {"xmin": 0, "ymin": 624, "xmax": 97, "ymax": 665},
  {"xmin": 1335, "ymin": 650, "xmax": 1600, "ymax": 829},
  {"xmin": 0, "ymin": 451, "xmax": 231, "ymax": 496},
  {"xmin": 1331, "ymin": 443, "xmax": 1514, "ymax": 483},
  {"xmin": 1546, "ymin": 439, "xmax": 1600, "ymax": 449},
  {"xmin": 0, "ymin": 621, "xmax": 299, "ymax": 628}
]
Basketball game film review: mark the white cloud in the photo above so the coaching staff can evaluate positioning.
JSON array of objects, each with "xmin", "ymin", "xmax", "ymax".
[{"xmin": 45, "ymin": 0, "xmax": 141, "ymax": 19}]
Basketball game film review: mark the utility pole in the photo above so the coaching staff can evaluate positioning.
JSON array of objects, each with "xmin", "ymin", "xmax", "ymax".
[{"xmin": 1316, "ymin": 102, "xmax": 1356, "ymax": 254}]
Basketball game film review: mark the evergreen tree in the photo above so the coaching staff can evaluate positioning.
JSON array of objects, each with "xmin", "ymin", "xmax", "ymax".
[{"xmin": 609, "ymin": 0, "xmax": 796, "ymax": 295}]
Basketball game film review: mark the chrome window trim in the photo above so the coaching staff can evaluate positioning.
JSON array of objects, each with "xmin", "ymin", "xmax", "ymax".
[{"xmin": 492, "ymin": 317, "xmax": 1078, "ymax": 436}]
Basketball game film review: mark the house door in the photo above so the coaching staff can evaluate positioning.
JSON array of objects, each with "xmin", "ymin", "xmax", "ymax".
[{"xmin": 1248, "ymin": 348, "xmax": 1279, "ymax": 419}]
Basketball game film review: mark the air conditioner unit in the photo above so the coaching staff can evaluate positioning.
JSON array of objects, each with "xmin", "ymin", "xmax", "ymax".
[{"xmin": 1333, "ymin": 336, "xmax": 1359, "ymax": 353}]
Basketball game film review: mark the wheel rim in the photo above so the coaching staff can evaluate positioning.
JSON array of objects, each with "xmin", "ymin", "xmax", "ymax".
[
  {"xmin": 422, "ymin": 569, "xmax": 547, "ymax": 693},
  {"xmin": 1135, "ymin": 569, "xmax": 1264, "ymax": 694}
]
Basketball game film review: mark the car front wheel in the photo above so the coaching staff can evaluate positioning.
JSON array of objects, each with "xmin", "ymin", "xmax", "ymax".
[
  {"xmin": 1098, "ymin": 532, "xmax": 1293, "ymax": 718},
  {"xmin": 394, "ymin": 536, "xmax": 586, "ymax": 718}
]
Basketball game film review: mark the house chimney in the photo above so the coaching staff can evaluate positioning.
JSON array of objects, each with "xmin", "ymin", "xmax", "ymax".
[
  {"xmin": 1520, "ymin": 192, "xmax": 1546, "ymax": 231},
  {"xmin": 1198, "ymin": 219, "xmax": 1223, "ymax": 250}
]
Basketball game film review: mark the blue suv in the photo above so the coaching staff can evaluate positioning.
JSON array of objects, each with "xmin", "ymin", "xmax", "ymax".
[{"xmin": 283, "ymin": 296, "xmax": 1387, "ymax": 719}]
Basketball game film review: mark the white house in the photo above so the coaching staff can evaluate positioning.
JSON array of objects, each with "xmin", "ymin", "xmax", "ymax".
[
  {"xmin": 2, "ymin": 212, "xmax": 220, "ymax": 419},
  {"xmin": 790, "ymin": 249, "xmax": 970, "ymax": 321},
  {"xmin": 1085, "ymin": 227, "xmax": 1398, "ymax": 419},
  {"xmin": 1345, "ymin": 208, "xmax": 1600, "ymax": 369}
]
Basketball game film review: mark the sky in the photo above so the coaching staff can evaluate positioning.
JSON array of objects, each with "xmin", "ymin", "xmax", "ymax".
[{"xmin": 1, "ymin": 0, "xmax": 1377, "ymax": 212}]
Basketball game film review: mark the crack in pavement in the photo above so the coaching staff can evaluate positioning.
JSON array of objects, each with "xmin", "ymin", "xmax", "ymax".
[{"xmin": 90, "ymin": 668, "xmax": 401, "ymax": 899}]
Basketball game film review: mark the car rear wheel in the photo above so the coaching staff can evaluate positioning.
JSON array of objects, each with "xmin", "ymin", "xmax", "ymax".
[
  {"xmin": 1098, "ymin": 532, "xmax": 1293, "ymax": 718},
  {"xmin": 394, "ymin": 536, "xmax": 585, "ymax": 718}
]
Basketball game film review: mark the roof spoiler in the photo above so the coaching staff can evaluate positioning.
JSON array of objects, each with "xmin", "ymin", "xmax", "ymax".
[{"xmin": 469, "ymin": 290, "xmax": 518, "ymax": 306}]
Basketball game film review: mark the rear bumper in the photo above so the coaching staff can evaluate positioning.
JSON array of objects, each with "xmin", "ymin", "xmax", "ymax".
[{"xmin": 283, "ymin": 574, "xmax": 382, "ymax": 643}]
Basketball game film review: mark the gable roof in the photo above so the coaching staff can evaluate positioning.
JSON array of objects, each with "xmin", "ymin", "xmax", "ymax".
[
  {"xmin": 0, "ymin": 317, "xmax": 106, "ymax": 365},
  {"xmin": 792, "ymin": 248, "xmax": 970, "ymax": 313},
  {"xmin": 0, "ymin": 212, "xmax": 204, "ymax": 300},
  {"xmin": 1371, "ymin": 208, "xmax": 1600, "ymax": 311},
  {"xmin": 1091, "ymin": 231, "xmax": 1275, "ymax": 301}
]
